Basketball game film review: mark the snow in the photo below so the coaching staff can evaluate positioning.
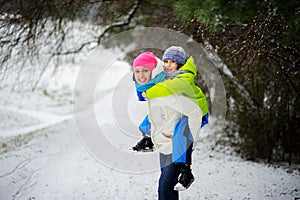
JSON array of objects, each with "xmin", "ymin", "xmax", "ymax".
[{"xmin": 0, "ymin": 49, "xmax": 299, "ymax": 200}]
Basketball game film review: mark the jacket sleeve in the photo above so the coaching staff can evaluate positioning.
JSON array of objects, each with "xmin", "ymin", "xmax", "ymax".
[{"xmin": 145, "ymin": 73, "xmax": 195, "ymax": 99}]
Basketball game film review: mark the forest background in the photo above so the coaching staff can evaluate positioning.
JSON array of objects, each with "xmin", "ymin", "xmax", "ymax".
[{"xmin": 0, "ymin": 0, "xmax": 299, "ymax": 164}]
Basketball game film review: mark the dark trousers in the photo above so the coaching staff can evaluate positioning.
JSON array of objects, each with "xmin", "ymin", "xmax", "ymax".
[{"xmin": 158, "ymin": 153, "xmax": 180, "ymax": 200}]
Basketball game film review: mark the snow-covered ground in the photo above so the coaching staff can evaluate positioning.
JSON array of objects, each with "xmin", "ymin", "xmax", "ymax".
[{"xmin": 0, "ymin": 56, "xmax": 299, "ymax": 200}]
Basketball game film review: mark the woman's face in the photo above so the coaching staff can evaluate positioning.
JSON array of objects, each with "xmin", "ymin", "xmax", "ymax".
[
  {"xmin": 134, "ymin": 66, "xmax": 151, "ymax": 84},
  {"xmin": 163, "ymin": 60, "xmax": 178, "ymax": 74}
]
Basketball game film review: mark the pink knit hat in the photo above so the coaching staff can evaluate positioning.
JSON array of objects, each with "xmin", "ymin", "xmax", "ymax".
[{"xmin": 132, "ymin": 52, "xmax": 157, "ymax": 71}]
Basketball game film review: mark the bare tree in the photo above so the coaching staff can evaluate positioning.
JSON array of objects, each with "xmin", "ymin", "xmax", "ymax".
[
  {"xmin": 0, "ymin": 0, "xmax": 142, "ymax": 90},
  {"xmin": 184, "ymin": 4, "xmax": 300, "ymax": 163}
]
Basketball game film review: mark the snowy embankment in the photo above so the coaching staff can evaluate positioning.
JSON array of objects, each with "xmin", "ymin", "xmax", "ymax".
[
  {"xmin": 2, "ymin": 63, "xmax": 82, "ymax": 137},
  {"xmin": 0, "ymin": 60, "xmax": 299, "ymax": 200}
]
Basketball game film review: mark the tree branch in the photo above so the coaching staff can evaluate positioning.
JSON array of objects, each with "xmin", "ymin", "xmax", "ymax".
[
  {"xmin": 96, "ymin": 0, "xmax": 139, "ymax": 44},
  {"xmin": 204, "ymin": 41, "xmax": 257, "ymax": 109}
]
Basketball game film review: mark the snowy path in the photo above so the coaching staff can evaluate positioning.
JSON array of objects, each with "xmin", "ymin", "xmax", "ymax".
[
  {"xmin": 0, "ymin": 105, "xmax": 72, "ymax": 137},
  {"xmin": 0, "ymin": 60, "xmax": 299, "ymax": 199},
  {"xmin": 0, "ymin": 120, "xmax": 160, "ymax": 200},
  {"xmin": 0, "ymin": 119, "xmax": 299, "ymax": 200}
]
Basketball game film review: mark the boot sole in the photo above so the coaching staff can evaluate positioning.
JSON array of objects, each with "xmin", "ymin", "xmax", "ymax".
[
  {"xmin": 128, "ymin": 147, "xmax": 155, "ymax": 153},
  {"xmin": 174, "ymin": 177, "xmax": 195, "ymax": 191}
]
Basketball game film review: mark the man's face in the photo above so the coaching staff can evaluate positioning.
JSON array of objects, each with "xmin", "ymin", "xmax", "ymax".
[{"xmin": 163, "ymin": 60, "xmax": 178, "ymax": 74}]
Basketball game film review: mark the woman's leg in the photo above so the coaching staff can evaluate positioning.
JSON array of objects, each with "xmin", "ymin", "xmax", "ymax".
[{"xmin": 158, "ymin": 153, "xmax": 180, "ymax": 200}]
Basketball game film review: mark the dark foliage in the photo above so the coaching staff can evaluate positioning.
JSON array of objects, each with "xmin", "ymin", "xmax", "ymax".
[
  {"xmin": 1, "ymin": 0, "xmax": 299, "ymax": 163},
  {"xmin": 172, "ymin": 0, "xmax": 300, "ymax": 164}
]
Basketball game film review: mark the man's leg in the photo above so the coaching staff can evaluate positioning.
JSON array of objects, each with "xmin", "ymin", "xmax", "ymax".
[
  {"xmin": 172, "ymin": 117, "xmax": 194, "ymax": 191},
  {"xmin": 172, "ymin": 117, "xmax": 193, "ymax": 164}
]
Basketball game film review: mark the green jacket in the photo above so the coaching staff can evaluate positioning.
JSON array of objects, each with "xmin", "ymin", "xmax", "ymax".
[{"xmin": 145, "ymin": 56, "xmax": 209, "ymax": 116}]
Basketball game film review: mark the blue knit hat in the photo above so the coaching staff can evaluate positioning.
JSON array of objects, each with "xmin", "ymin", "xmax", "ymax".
[{"xmin": 162, "ymin": 46, "xmax": 187, "ymax": 65}]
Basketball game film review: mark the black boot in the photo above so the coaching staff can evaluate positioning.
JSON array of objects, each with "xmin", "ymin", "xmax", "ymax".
[
  {"xmin": 174, "ymin": 163, "xmax": 194, "ymax": 191},
  {"xmin": 131, "ymin": 137, "xmax": 154, "ymax": 152}
]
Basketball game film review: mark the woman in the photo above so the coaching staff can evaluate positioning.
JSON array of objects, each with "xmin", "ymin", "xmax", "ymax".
[{"xmin": 131, "ymin": 49, "xmax": 209, "ymax": 199}]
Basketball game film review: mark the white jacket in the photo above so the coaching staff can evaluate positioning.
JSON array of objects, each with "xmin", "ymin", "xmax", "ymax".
[{"xmin": 147, "ymin": 94, "xmax": 202, "ymax": 155}]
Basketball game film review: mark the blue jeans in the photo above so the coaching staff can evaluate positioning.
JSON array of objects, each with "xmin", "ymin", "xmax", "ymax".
[{"xmin": 158, "ymin": 153, "xmax": 180, "ymax": 200}]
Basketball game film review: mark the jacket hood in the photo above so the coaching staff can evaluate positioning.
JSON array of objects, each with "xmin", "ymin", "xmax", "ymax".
[{"xmin": 178, "ymin": 56, "xmax": 197, "ymax": 76}]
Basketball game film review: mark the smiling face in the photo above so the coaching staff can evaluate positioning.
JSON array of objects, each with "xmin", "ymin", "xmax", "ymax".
[
  {"xmin": 133, "ymin": 66, "xmax": 152, "ymax": 84},
  {"xmin": 163, "ymin": 60, "xmax": 179, "ymax": 75}
]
